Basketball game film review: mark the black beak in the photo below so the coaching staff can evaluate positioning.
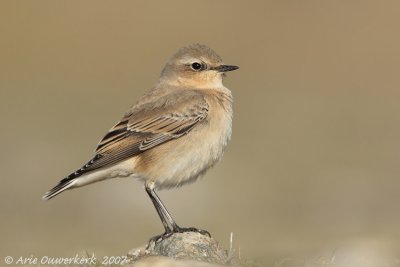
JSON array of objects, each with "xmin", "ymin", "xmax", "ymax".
[{"xmin": 215, "ymin": 64, "xmax": 239, "ymax": 73}]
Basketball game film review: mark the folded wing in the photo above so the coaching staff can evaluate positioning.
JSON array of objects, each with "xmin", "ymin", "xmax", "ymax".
[{"xmin": 65, "ymin": 90, "xmax": 209, "ymax": 181}]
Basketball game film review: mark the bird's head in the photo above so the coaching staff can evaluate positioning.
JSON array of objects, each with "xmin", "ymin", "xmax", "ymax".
[{"xmin": 160, "ymin": 44, "xmax": 239, "ymax": 88}]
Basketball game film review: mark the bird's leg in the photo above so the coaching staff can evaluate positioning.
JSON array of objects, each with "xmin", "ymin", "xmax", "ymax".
[
  {"xmin": 145, "ymin": 184, "xmax": 177, "ymax": 242},
  {"xmin": 145, "ymin": 183, "xmax": 211, "ymax": 243},
  {"xmin": 148, "ymin": 192, "xmax": 171, "ymax": 232}
]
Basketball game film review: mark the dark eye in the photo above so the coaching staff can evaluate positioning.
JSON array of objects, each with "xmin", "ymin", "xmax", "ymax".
[{"xmin": 191, "ymin": 62, "xmax": 203, "ymax": 71}]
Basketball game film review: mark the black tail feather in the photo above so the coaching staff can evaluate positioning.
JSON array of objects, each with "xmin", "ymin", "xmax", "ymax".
[{"xmin": 42, "ymin": 180, "xmax": 75, "ymax": 200}]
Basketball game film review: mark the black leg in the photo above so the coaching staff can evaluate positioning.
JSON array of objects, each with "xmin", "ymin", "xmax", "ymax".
[
  {"xmin": 145, "ymin": 183, "xmax": 211, "ymax": 243},
  {"xmin": 145, "ymin": 184, "xmax": 178, "ymax": 242},
  {"xmin": 146, "ymin": 187, "xmax": 172, "ymax": 233},
  {"xmin": 146, "ymin": 187, "xmax": 178, "ymax": 227}
]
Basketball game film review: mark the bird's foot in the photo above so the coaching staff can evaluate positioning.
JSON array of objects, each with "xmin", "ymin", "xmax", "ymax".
[
  {"xmin": 146, "ymin": 227, "xmax": 211, "ymax": 249},
  {"xmin": 147, "ymin": 231, "xmax": 173, "ymax": 245},
  {"xmin": 173, "ymin": 226, "xmax": 211, "ymax": 237}
]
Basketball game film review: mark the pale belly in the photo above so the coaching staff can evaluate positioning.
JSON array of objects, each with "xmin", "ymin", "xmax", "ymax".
[{"xmin": 138, "ymin": 111, "xmax": 232, "ymax": 189}]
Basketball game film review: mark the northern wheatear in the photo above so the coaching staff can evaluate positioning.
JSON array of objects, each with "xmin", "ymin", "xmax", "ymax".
[{"xmin": 43, "ymin": 44, "xmax": 238, "ymax": 240}]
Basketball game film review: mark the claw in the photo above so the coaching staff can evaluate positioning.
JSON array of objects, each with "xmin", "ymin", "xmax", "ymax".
[
  {"xmin": 147, "ymin": 227, "xmax": 211, "ymax": 249},
  {"xmin": 147, "ymin": 231, "xmax": 173, "ymax": 247},
  {"xmin": 174, "ymin": 226, "xmax": 211, "ymax": 237}
]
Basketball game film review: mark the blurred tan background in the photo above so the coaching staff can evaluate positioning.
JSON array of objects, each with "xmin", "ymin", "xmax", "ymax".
[{"xmin": 1, "ymin": 0, "xmax": 400, "ymax": 265}]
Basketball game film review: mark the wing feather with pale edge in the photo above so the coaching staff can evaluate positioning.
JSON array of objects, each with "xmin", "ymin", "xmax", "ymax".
[{"xmin": 61, "ymin": 91, "xmax": 209, "ymax": 182}]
